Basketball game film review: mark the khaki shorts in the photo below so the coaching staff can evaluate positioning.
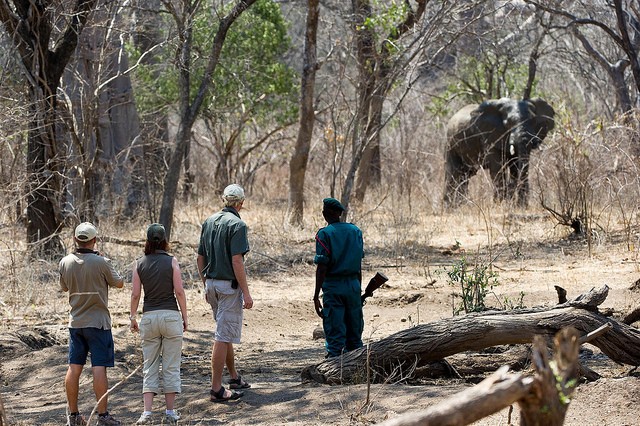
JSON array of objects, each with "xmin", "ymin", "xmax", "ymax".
[{"xmin": 206, "ymin": 279, "xmax": 243, "ymax": 343}]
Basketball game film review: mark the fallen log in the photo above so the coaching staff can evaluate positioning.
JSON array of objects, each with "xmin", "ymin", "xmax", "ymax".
[
  {"xmin": 378, "ymin": 328, "xmax": 580, "ymax": 426},
  {"xmin": 413, "ymin": 345, "xmax": 531, "ymax": 380},
  {"xmin": 302, "ymin": 285, "xmax": 640, "ymax": 384},
  {"xmin": 623, "ymin": 305, "xmax": 640, "ymax": 325}
]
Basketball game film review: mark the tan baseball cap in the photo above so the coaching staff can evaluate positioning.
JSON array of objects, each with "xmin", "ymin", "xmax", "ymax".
[{"xmin": 75, "ymin": 222, "xmax": 97, "ymax": 242}]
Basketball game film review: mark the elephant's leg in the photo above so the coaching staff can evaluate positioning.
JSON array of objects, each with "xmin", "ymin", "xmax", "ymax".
[
  {"xmin": 488, "ymin": 153, "xmax": 510, "ymax": 202},
  {"xmin": 511, "ymin": 160, "xmax": 530, "ymax": 206},
  {"xmin": 444, "ymin": 152, "xmax": 471, "ymax": 207}
]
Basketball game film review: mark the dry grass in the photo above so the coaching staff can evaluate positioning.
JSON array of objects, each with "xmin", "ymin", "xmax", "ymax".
[
  {"xmin": 0, "ymin": 185, "xmax": 636, "ymax": 326},
  {"xmin": 3, "ymin": 111, "xmax": 640, "ymax": 324}
]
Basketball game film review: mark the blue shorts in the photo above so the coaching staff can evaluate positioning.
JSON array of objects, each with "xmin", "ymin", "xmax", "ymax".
[{"xmin": 68, "ymin": 327, "xmax": 115, "ymax": 367}]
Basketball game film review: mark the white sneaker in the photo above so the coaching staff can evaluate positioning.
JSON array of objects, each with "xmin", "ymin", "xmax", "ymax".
[
  {"xmin": 135, "ymin": 412, "xmax": 153, "ymax": 425},
  {"xmin": 165, "ymin": 412, "xmax": 180, "ymax": 424}
]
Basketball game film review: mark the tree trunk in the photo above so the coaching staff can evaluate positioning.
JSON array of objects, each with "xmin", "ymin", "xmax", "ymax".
[
  {"xmin": 158, "ymin": 0, "xmax": 257, "ymax": 239},
  {"xmin": 127, "ymin": 0, "xmax": 169, "ymax": 219},
  {"xmin": 26, "ymin": 88, "xmax": 63, "ymax": 256},
  {"xmin": 348, "ymin": 0, "xmax": 427, "ymax": 205},
  {"xmin": 378, "ymin": 328, "xmax": 581, "ymax": 426},
  {"xmin": 61, "ymin": 2, "xmax": 143, "ymax": 223},
  {"xmin": 160, "ymin": 119, "xmax": 194, "ymax": 239},
  {"xmin": 613, "ymin": 0, "xmax": 640, "ymax": 97},
  {"xmin": 287, "ymin": 0, "xmax": 319, "ymax": 226},
  {"xmin": 183, "ymin": 138, "xmax": 194, "ymax": 202},
  {"xmin": 0, "ymin": 1, "xmax": 99, "ymax": 256},
  {"xmin": 354, "ymin": 88, "xmax": 385, "ymax": 202},
  {"xmin": 302, "ymin": 286, "xmax": 640, "ymax": 384}
]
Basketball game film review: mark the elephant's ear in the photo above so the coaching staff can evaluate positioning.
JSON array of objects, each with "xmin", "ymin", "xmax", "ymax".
[
  {"xmin": 529, "ymin": 98, "xmax": 556, "ymax": 135},
  {"xmin": 530, "ymin": 98, "xmax": 555, "ymax": 122}
]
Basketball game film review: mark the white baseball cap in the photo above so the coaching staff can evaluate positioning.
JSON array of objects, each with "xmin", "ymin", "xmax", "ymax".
[
  {"xmin": 222, "ymin": 184, "xmax": 245, "ymax": 202},
  {"xmin": 75, "ymin": 222, "xmax": 97, "ymax": 242}
]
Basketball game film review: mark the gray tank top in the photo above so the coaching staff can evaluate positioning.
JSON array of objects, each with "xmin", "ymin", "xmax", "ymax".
[{"xmin": 137, "ymin": 251, "xmax": 179, "ymax": 312}]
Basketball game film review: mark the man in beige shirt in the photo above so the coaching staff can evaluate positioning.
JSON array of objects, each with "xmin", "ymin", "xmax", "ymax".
[{"xmin": 59, "ymin": 222, "xmax": 124, "ymax": 426}]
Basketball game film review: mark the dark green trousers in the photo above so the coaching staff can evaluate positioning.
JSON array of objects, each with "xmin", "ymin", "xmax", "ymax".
[{"xmin": 322, "ymin": 279, "xmax": 363, "ymax": 357}]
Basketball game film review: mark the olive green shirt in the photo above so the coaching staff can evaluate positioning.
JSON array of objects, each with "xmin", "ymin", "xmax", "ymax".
[{"xmin": 198, "ymin": 208, "xmax": 249, "ymax": 280}]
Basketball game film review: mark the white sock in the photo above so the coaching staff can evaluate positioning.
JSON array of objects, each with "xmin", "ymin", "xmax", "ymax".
[
  {"xmin": 142, "ymin": 411, "xmax": 152, "ymax": 416},
  {"xmin": 166, "ymin": 409, "xmax": 175, "ymax": 415}
]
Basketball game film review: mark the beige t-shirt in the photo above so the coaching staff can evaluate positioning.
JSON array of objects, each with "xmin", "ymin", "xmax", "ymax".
[{"xmin": 59, "ymin": 251, "xmax": 123, "ymax": 329}]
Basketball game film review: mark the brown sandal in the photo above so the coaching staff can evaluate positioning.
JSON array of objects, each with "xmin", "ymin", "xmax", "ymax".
[
  {"xmin": 228, "ymin": 375, "xmax": 251, "ymax": 389},
  {"xmin": 210, "ymin": 386, "xmax": 244, "ymax": 403}
]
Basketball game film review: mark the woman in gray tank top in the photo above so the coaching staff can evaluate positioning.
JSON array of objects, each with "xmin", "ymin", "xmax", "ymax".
[{"xmin": 129, "ymin": 224, "xmax": 188, "ymax": 425}]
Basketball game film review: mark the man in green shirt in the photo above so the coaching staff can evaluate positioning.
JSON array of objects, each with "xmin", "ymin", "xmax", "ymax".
[{"xmin": 198, "ymin": 184, "xmax": 254, "ymax": 402}]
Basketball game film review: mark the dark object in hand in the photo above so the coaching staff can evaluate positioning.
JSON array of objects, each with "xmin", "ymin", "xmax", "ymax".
[{"xmin": 361, "ymin": 272, "xmax": 389, "ymax": 305}]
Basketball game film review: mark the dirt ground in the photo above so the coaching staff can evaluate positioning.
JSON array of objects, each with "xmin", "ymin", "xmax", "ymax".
[{"xmin": 1, "ymin": 209, "xmax": 639, "ymax": 425}]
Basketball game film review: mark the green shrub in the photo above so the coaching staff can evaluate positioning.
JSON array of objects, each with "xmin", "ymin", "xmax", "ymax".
[{"xmin": 444, "ymin": 256, "xmax": 498, "ymax": 315}]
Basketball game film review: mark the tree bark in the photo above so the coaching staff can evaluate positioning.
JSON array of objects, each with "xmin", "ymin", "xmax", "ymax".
[
  {"xmin": 302, "ymin": 286, "xmax": 640, "ymax": 384},
  {"xmin": 287, "ymin": 0, "xmax": 320, "ymax": 226}
]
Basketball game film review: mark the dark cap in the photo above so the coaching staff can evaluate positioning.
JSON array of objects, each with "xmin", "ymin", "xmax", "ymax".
[
  {"xmin": 323, "ymin": 197, "xmax": 345, "ymax": 212},
  {"xmin": 147, "ymin": 223, "xmax": 166, "ymax": 242}
]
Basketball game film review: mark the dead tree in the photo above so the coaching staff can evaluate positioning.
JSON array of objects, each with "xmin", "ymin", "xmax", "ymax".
[
  {"xmin": 302, "ymin": 286, "xmax": 640, "ymax": 384},
  {"xmin": 378, "ymin": 328, "xmax": 581, "ymax": 426}
]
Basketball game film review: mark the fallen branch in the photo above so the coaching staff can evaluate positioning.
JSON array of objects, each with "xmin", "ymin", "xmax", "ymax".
[
  {"xmin": 378, "ymin": 328, "xmax": 580, "ymax": 426},
  {"xmin": 86, "ymin": 365, "xmax": 141, "ymax": 425},
  {"xmin": 302, "ymin": 286, "xmax": 640, "ymax": 384},
  {"xmin": 578, "ymin": 322, "xmax": 612, "ymax": 344},
  {"xmin": 380, "ymin": 366, "xmax": 533, "ymax": 426}
]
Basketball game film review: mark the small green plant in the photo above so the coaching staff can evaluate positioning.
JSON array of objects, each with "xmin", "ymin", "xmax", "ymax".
[
  {"xmin": 496, "ymin": 291, "xmax": 526, "ymax": 310},
  {"xmin": 444, "ymin": 256, "xmax": 498, "ymax": 315}
]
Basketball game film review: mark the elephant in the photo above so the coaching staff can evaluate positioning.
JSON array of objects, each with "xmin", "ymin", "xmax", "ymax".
[{"xmin": 444, "ymin": 97, "xmax": 555, "ymax": 207}]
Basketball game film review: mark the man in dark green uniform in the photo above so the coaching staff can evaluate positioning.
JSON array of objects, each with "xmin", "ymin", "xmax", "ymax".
[{"xmin": 313, "ymin": 198, "xmax": 364, "ymax": 358}]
